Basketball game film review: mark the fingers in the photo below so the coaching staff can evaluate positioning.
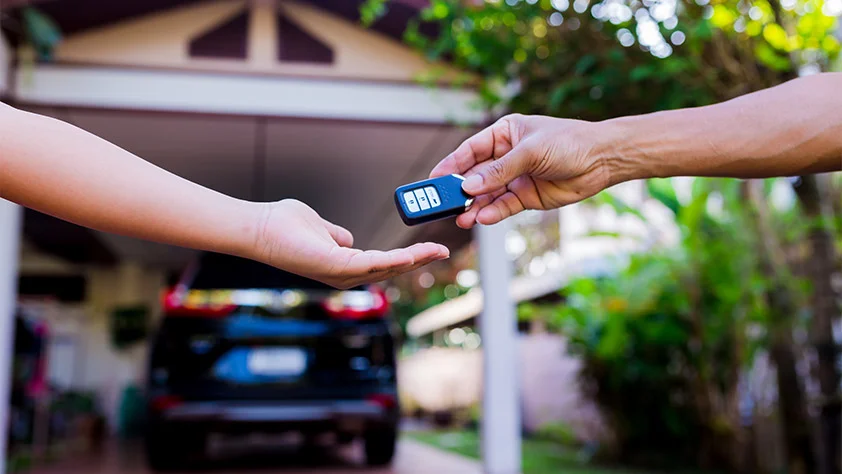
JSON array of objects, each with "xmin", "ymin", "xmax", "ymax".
[
  {"xmin": 475, "ymin": 191, "xmax": 527, "ymax": 226},
  {"xmin": 323, "ymin": 219, "xmax": 354, "ymax": 247},
  {"xmin": 430, "ymin": 126, "xmax": 495, "ymax": 178},
  {"xmin": 333, "ymin": 242, "xmax": 449, "ymax": 288},
  {"xmin": 456, "ymin": 191, "xmax": 527, "ymax": 228},
  {"xmin": 376, "ymin": 257, "xmax": 437, "ymax": 282},
  {"xmin": 430, "ymin": 117, "xmax": 518, "ymax": 178},
  {"xmin": 455, "ymin": 187, "xmax": 506, "ymax": 229},
  {"xmin": 461, "ymin": 140, "xmax": 535, "ymax": 196},
  {"xmin": 368, "ymin": 244, "xmax": 448, "ymax": 282},
  {"xmin": 335, "ymin": 243, "xmax": 448, "ymax": 280},
  {"xmin": 405, "ymin": 241, "xmax": 450, "ymax": 262}
]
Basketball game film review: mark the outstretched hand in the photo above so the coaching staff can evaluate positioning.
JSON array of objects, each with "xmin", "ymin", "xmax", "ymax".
[{"xmin": 255, "ymin": 199, "xmax": 449, "ymax": 289}]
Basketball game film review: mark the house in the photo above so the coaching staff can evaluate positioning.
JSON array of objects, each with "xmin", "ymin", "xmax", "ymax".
[{"xmin": 0, "ymin": 0, "xmax": 485, "ymax": 449}]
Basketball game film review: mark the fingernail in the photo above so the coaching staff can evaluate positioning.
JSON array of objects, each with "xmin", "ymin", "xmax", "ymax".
[{"xmin": 463, "ymin": 175, "xmax": 483, "ymax": 193}]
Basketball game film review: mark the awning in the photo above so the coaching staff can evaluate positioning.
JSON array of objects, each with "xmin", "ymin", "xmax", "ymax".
[
  {"xmin": 4, "ymin": 0, "xmax": 482, "ymax": 269},
  {"xmin": 405, "ymin": 257, "xmax": 620, "ymax": 338}
]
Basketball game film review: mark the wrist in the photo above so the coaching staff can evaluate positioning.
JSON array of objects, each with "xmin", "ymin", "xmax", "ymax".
[
  {"xmin": 228, "ymin": 200, "xmax": 272, "ymax": 263},
  {"xmin": 590, "ymin": 115, "xmax": 666, "ymax": 186}
]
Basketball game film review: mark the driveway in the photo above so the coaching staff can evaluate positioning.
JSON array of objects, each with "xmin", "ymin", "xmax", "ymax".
[{"xmin": 28, "ymin": 438, "xmax": 481, "ymax": 474}]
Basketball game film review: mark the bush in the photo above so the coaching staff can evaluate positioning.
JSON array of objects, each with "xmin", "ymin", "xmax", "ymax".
[
  {"xmin": 534, "ymin": 179, "xmax": 777, "ymax": 471},
  {"xmin": 544, "ymin": 253, "xmax": 737, "ymax": 469},
  {"xmin": 534, "ymin": 421, "xmax": 580, "ymax": 448}
]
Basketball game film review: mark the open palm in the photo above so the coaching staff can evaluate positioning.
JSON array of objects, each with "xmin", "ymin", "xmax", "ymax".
[{"xmin": 257, "ymin": 200, "xmax": 449, "ymax": 289}]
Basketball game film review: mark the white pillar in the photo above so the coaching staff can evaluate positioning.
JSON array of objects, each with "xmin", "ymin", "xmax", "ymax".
[
  {"xmin": 0, "ymin": 200, "xmax": 23, "ymax": 474},
  {"xmin": 476, "ymin": 222, "xmax": 521, "ymax": 474},
  {"xmin": 0, "ymin": 32, "xmax": 10, "ymax": 94}
]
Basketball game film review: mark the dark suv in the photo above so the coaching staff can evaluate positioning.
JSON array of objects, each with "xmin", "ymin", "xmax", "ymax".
[{"xmin": 144, "ymin": 252, "xmax": 399, "ymax": 471}]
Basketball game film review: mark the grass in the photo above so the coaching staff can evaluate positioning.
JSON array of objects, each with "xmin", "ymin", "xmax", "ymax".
[{"xmin": 405, "ymin": 430, "xmax": 653, "ymax": 474}]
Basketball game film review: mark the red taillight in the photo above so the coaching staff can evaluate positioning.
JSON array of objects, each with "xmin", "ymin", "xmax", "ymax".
[
  {"xmin": 321, "ymin": 287, "xmax": 389, "ymax": 320},
  {"xmin": 367, "ymin": 394, "xmax": 397, "ymax": 410},
  {"xmin": 150, "ymin": 395, "xmax": 182, "ymax": 412},
  {"xmin": 161, "ymin": 287, "xmax": 236, "ymax": 318}
]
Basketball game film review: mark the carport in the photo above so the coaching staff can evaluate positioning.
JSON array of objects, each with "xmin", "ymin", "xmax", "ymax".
[{"xmin": 0, "ymin": 1, "xmax": 521, "ymax": 473}]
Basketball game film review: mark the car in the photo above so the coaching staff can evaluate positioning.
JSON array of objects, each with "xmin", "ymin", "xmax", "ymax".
[{"xmin": 143, "ymin": 252, "xmax": 400, "ymax": 471}]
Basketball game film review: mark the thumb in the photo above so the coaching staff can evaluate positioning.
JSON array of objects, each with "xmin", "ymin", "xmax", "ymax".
[{"xmin": 461, "ymin": 141, "xmax": 534, "ymax": 195}]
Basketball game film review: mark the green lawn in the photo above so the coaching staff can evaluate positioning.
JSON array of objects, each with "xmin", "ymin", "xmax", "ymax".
[{"xmin": 405, "ymin": 430, "xmax": 651, "ymax": 474}]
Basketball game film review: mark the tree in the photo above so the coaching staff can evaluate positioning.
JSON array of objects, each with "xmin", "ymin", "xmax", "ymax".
[
  {"xmin": 793, "ymin": 174, "xmax": 842, "ymax": 474},
  {"xmin": 362, "ymin": 0, "xmax": 842, "ymax": 471}
]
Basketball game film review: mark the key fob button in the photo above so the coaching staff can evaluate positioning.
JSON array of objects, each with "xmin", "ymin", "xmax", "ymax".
[
  {"xmin": 425, "ymin": 186, "xmax": 441, "ymax": 208},
  {"xmin": 414, "ymin": 189, "xmax": 431, "ymax": 210},
  {"xmin": 403, "ymin": 192, "xmax": 420, "ymax": 213}
]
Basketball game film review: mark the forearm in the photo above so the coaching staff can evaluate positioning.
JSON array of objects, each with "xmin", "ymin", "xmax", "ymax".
[
  {"xmin": 0, "ymin": 103, "xmax": 263, "ymax": 259},
  {"xmin": 601, "ymin": 73, "xmax": 842, "ymax": 184}
]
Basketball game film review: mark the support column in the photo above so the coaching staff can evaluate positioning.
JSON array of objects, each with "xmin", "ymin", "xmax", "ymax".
[
  {"xmin": 0, "ymin": 200, "xmax": 23, "ymax": 474},
  {"xmin": 0, "ymin": 30, "xmax": 10, "ymax": 94},
  {"xmin": 476, "ymin": 221, "xmax": 521, "ymax": 474}
]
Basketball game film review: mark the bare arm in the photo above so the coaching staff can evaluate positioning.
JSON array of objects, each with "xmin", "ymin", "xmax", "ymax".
[
  {"xmin": 604, "ymin": 72, "xmax": 842, "ymax": 183},
  {"xmin": 0, "ymin": 103, "xmax": 447, "ymax": 288},
  {"xmin": 0, "ymin": 102, "xmax": 260, "ymax": 258},
  {"xmin": 431, "ymin": 73, "xmax": 842, "ymax": 228}
]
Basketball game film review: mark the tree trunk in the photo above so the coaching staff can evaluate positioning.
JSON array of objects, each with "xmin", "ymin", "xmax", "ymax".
[
  {"xmin": 793, "ymin": 174, "xmax": 842, "ymax": 474},
  {"xmin": 744, "ymin": 180, "xmax": 817, "ymax": 474},
  {"xmin": 829, "ymin": 179, "xmax": 840, "ymax": 222}
]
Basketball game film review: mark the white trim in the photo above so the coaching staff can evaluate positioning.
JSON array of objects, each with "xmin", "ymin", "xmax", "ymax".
[
  {"xmin": 12, "ymin": 65, "xmax": 486, "ymax": 124},
  {"xmin": 406, "ymin": 258, "xmax": 621, "ymax": 338},
  {"xmin": 0, "ymin": 200, "xmax": 23, "ymax": 474},
  {"xmin": 476, "ymin": 222, "xmax": 521, "ymax": 474},
  {"xmin": 406, "ymin": 271, "xmax": 569, "ymax": 338}
]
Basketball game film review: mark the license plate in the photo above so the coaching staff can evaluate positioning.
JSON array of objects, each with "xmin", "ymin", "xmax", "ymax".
[{"xmin": 247, "ymin": 348, "xmax": 306, "ymax": 376}]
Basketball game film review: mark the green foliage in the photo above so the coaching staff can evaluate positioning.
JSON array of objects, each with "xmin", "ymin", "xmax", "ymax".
[
  {"xmin": 21, "ymin": 7, "xmax": 62, "ymax": 61},
  {"xmin": 408, "ymin": 430, "xmax": 626, "ymax": 474},
  {"xmin": 537, "ymin": 178, "xmax": 807, "ymax": 469},
  {"xmin": 365, "ymin": 0, "xmax": 840, "ymax": 118},
  {"xmin": 535, "ymin": 420, "xmax": 583, "ymax": 448},
  {"xmin": 360, "ymin": 0, "xmax": 389, "ymax": 27}
]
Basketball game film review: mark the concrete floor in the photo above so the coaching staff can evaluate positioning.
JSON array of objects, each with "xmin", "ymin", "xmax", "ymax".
[{"xmin": 28, "ymin": 438, "xmax": 481, "ymax": 474}]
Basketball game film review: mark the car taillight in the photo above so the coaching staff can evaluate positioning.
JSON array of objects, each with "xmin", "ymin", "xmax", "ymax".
[
  {"xmin": 366, "ymin": 394, "xmax": 397, "ymax": 410},
  {"xmin": 322, "ymin": 287, "xmax": 389, "ymax": 320},
  {"xmin": 150, "ymin": 395, "xmax": 182, "ymax": 412},
  {"xmin": 161, "ymin": 286, "xmax": 236, "ymax": 317}
]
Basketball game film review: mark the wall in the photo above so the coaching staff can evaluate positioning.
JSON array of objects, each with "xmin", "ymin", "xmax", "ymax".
[
  {"xmin": 518, "ymin": 333, "xmax": 608, "ymax": 443},
  {"xmin": 18, "ymin": 247, "xmax": 166, "ymax": 433},
  {"xmin": 398, "ymin": 334, "xmax": 609, "ymax": 443},
  {"xmin": 42, "ymin": 0, "xmax": 463, "ymax": 82},
  {"xmin": 79, "ymin": 263, "xmax": 165, "ymax": 433}
]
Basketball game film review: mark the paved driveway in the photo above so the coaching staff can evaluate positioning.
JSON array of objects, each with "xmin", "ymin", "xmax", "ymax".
[{"xmin": 29, "ymin": 438, "xmax": 481, "ymax": 474}]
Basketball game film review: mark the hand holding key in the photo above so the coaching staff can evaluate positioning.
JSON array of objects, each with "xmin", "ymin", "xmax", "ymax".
[
  {"xmin": 429, "ymin": 114, "xmax": 609, "ymax": 229},
  {"xmin": 430, "ymin": 75, "xmax": 842, "ymax": 230}
]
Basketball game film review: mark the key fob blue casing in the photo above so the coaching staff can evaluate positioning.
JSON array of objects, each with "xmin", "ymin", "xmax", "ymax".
[{"xmin": 394, "ymin": 174, "xmax": 475, "ymax": 226}]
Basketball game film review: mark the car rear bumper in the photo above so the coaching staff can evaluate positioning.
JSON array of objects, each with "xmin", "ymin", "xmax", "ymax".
[{"xmin": 162, "ymin": 400, "xmax": 390, "ymax": 423}]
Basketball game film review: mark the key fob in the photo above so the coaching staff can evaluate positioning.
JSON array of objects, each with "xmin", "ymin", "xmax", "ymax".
[{"xmin": 394, "ymin": 174, "xmax": 475, "ymax": 226}]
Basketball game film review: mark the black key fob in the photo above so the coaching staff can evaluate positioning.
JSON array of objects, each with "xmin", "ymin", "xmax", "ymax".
[{"xmin": 394, "ymin": 174, "xmax": 475, "ymax": 226}]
